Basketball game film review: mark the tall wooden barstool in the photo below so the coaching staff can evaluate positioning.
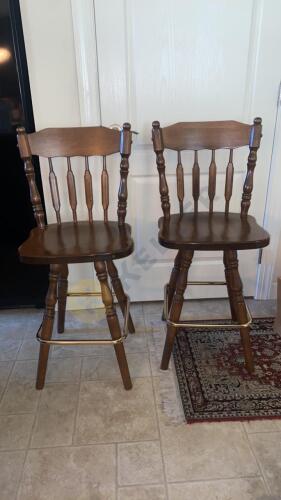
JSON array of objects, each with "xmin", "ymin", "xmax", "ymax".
[
  {"xmin": 152, "ymin": 118, "xmax": 269, "ymax": 374},
  {"xmin": 17, "ymin": 124, "xmax": 135, "ymax": 390}
]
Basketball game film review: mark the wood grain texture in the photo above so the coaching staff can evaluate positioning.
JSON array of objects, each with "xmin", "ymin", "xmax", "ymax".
[
  {"xmin": 67, "ymin": 157, "xmax": 77, "ymax": 222},
  {"xmin": 94, "ymin": 260, "xmax": 132, "ymax": 390},
  {"xmin": 84, "ymin": 157, "xmax": 93, "ymax": 222},
  {"xmin": 161, "ymin": 121, "xmax": 251, "ymax": 151},
  {"xmin": 17, "ymin": 127, "xmax": 45, "ymax": 228},
  {"xmin": 28, "ymin": 126, "xmax": 121, "ymax": 157},
  {"xmin": 152, "ymin": 121, "xmax": 171, "ymax": 219},
  {"xmin": 192, "ymin": 150, "xmax": 200, "ymax": 212},
  {"xmin": 118, "ymin": 123, "xmax": 132, "ymax": 225},
  {"xmin": 48, "ymin": 158, "xmax": 61, "ymax": 224},
  {"xmin": 176, "ymin": 151, "xmax": 184, "ymax": 215},
  {"xmin": 208, "ymin": 150, "xmax": 216, "ymax": 213},
  {"xmin": 225, "ymin": 149, "xmax": 234, "ymax": 214},
  {"xmin": 101, "ymin": 156, "xmax": 109, "ymax": 222},
  {"xmin": 241, "ymin": 117, "xmax": 262, "ymax": 215}
]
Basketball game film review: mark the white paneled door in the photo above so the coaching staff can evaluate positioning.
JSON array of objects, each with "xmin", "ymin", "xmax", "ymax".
[{"xmin": 72, "ymin": 0, "xmax": 281, "ymax": 302}]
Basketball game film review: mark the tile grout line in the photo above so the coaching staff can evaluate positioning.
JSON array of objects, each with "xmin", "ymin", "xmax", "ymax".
[
  {"xmin": 71, "ymin": 357, "xmax": 83, "ymax": 447},
  {"xmin": 145, "ymin": 305, "xmax": 169, "ymax": 500},
  {"xmin": 15, "ymin": 382, "xmax": 43, "ymax": 499},
  {"xmin": 241, "ymin": 424, "xmax": 272, "ymax": 495}
]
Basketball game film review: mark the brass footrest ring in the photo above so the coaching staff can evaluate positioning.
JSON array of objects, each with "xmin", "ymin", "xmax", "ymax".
[
  {"xmin": 163, "ymin": 283, "xmax": 252, "ymax": 329},
  {"xmin": 36, "ymin": 294, "xmax": 130, "ymax": 346}
]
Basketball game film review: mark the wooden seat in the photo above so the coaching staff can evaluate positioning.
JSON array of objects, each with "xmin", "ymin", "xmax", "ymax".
[
  {"xmin": 19, "ymin": 221, "xmax": 134, "ymax": 264},
  {"xmin": 17, "ymin": 124, "xmax": 135, "ymax": 391},
  {"xmin": 158, "ymin": 212, "xmax": 269, "ymax": 251},
  {"xmin": 152, "ymin": 118, "xmax": 269, "ymax": 375}
]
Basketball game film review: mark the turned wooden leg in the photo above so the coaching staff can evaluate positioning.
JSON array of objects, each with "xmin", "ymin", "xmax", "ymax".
[
  {"xmin": 161, "ymin": 250, "xmax": 194, "ymax": 370},
  {"xmin": 223, "ymin": 251, "xmax": 237, "ymax": 321},
  {"xmin": 57, "ymin": 264, "xmax": 68, "ymax": 333},
  {"xmin": 224, "ymin": 250, "xmax": 254, "ymax": 374},
  {"xmin": 107, "ymin": 259, "xmax": 135, "ymax": 334},
  {"xmin": 94, "ymin": 260, "xmax": 132, "ymax": 390},
  {"xmin": 163, "ymin": 251, "xmax": 182, "ymax": 320},
  {"xmin": 36, "ymin": 264, "xmax": 60, "ymax": 389}
]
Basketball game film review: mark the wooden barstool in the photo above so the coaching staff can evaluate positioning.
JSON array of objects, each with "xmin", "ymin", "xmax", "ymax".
[
  {"xmin": 152, "ymin": 118, "xmax": 270, "ymax": 374},
  {"xmin": 17, "ymin": 124, "xmax": 135, "ymax": 390}
]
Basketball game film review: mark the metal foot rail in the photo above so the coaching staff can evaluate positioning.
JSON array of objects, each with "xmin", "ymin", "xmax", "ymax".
[
  {"xmin": 163, "ymin": 282, "xmax": 252, "ymax": 329},
  {"xmin": 36, "ymin": 292, "xmax": 130, "ymax": 346}
]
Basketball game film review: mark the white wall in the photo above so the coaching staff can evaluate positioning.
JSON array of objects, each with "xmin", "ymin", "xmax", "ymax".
[{"xmin": 20, "ymin": 0, "xmax": 99, "ymax": 308}]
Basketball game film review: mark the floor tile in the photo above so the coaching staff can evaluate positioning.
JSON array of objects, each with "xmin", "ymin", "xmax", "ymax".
[
  {"xmin": 17, "ymin": 444, "xmax": 116, "ymax": 500},
  {"xmin": 0, "ymin": 309, "xmax": 42, "ymax": 340},
  {"xmin": 0, "ymin": 361, "xmax": 39, "ymax": 414},
  {"xmin": 0, "ymin": 450, "xmax": 26, "ymax": 500},
  {"xmin": 0, "ymin": 338, "xmax": 21, "ymax": 361},
  {"xmin": 118, "ymin": 441, "xmax": 164, "ymax": 485},
  {"xmin": 167, "ymin": 477, "xmax": 268, "ymax": 500},
  {"xmin": 243, "ymin": 420, "xmax": 281, "ymax": 433},
  {"xmin": 0, "ymin": 414, "xmax": 34, "ymax": 450},
  {"xmin": 249, "ymin": 432, "xmax": 281, "ymax": 495},
  {"xmin": 30, "ymin": 383, "xmax": 79, "ymax": 448},
  {"xmin": 0, "ymin": 361, "xmax": 13, "ymax": 397},
  {"xmin": 45, "ymin": 357, "xmax": 82, "ymax": 384},
  {"xmin": 17, "ymin": 339, "xmax": 40, "ymax": 361},
  {"xmin": 81, "ymin": 352, "xmax": 151, "ymax": 381},
  {"xmin": 75, "ymin": 377, "xmax": 158, "ymax": 444},
  {"xmin": 118, "ymin": 484, "xmax": 166, "ymax": 500},
  {"xmin": 154, "ymin": 380, "xmax": 259, "ymax": 481}
]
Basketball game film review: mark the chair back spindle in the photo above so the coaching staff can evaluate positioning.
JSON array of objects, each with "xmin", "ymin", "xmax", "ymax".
[
  {"xmin": 225, "ymin": 149, "xmax": 234, "ymax": 214},
  {"xmin": 176, "ymin": 151, "xmax": 184, "ymax": 215},
  {"xmin": 67, "ymin": 157, "xmax": 77, "ymax": 223},
  {"xmin": 208, "ymin": 150, "xmax": 216, "ymax": 214},
  {"xmin": 152, "ymin": 121, "xmax": 171, "ymax": 219},
  {"xmin": 16, "ymin": 124, "xmax": 133, "ymax": 227},
  {"xmin": 101, "ymin": 156, "xmax": 109, "ymax": 222},
  {"xmin": 152, "ymin": 119, "xmax": 262, "ymax": 218},
  {"xmin": 48, "ymin": 158, "xmax": 61, "ymax": 224},
  {"xmin": 84, "ymin": 156, "xmax": 93, "ymax": 222},
  {"xmin": 17, "ymin": 127, "xmax": 45, "ymax": 228},
  {"xmin": 118, "ymin": 122, "xmax": 132, "ymax": 225},
  {"xmin": 241, "ymin": 117, "xmax": 262, "ymax": 216}
]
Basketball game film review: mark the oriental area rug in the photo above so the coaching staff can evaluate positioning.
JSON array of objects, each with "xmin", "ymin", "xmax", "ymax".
[{"xmin": 173, "ymin": 318, "xmax": 281, "ymax": 423}]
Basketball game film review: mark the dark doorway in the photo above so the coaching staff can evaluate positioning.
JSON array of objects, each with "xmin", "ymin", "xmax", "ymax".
[{"xmin": 0, "ymin": 0, "xmax": 48, "ymax": 308}]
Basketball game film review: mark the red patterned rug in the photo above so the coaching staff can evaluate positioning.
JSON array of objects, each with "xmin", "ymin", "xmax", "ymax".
[{"xmin": 173, "ymin": 318, "xmax": 281, "ymax": 423}]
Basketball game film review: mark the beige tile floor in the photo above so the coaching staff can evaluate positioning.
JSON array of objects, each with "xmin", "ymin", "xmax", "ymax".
[{"xmin": 0, "ymin": 298, "xmax": 279, "ymax": 500}]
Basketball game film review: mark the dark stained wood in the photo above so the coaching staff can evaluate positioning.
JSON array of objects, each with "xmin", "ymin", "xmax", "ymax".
[
  {"xmin": 19, "ymin": 221, "xmax": 134, "ymax": 264},
  {"xmin": 208, "ymin": 150, "xmax": 216, "ymax": 213},
  {"xmin": 167, "ymin": 250, "xmax": 182, "ymax": 312},
  {"xmin": 84, "ymin": 157, "xmax": 93, "ymax": 222},
  {"xmin": 161, "ymin": 120, "xmax": 251, "ymax": 151},
  {"xmin": 67, "ymin": 157, "xmax": 77, "ymax": 223},
  {"xmin": 158, "ymin": 212, "xmax": 269, "ymax": 251},
  {"xmin": 57, "ymin": 264, "xmax": 69, "ymax": 334},
  {"xmin": 161, "ymin": 250, "xmax": 193, "ymax": 370},
  {"xmin": 225, "ymin": 149, "xmax": 234, "ymax": 214},
  {"xmin": 28, "ymin": 126, "xmax": 121, "ymax": 157},
  {"xmin": 152, "ymin": 118, "xmax": 267, "ymax": 375},
  {"xmin": 118, "ymin": 123, "xmax": 132, "ymax": 225},
  {"xmin": 107, "ymin": 259, "xmax": 135, "ymax": 333},
  {"xmin": 101, "ymin": 156, "xmax": 109, "ymax": 222},
  {"xmin": 152, "ymin": 121, "xmax": 170, "ymax": 219},
  {"xmin": 36, "ymin": 264, "xmax": 60, "ymax": 389},
  {"xmin": 176, "ymin": 151, "xmax": 184, "ymax": 215},
  {"xmin": 48, "ymin": 158, "xmax": 61, "ymax": 224},
  {"xmin": 223, "ymin": 250, "xmax": 254, "ymax": 373},
  {"xmin": 192, "ymin": 151, "xmax": 200, "ymax": 212},
  {"xmin": 16, "ymin": 123, "xmax": 134, "ymax": 391},
  {"xmin": 17, "ymin": 127, "xmax": 45, "ymax": 228},
  {"xmin": 241, "ymin": 117, "xmax": 262, "ymax": 215},
  {"xmin": 94, "ymin": 260, "xmax": 132, "ymax": 390}
]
